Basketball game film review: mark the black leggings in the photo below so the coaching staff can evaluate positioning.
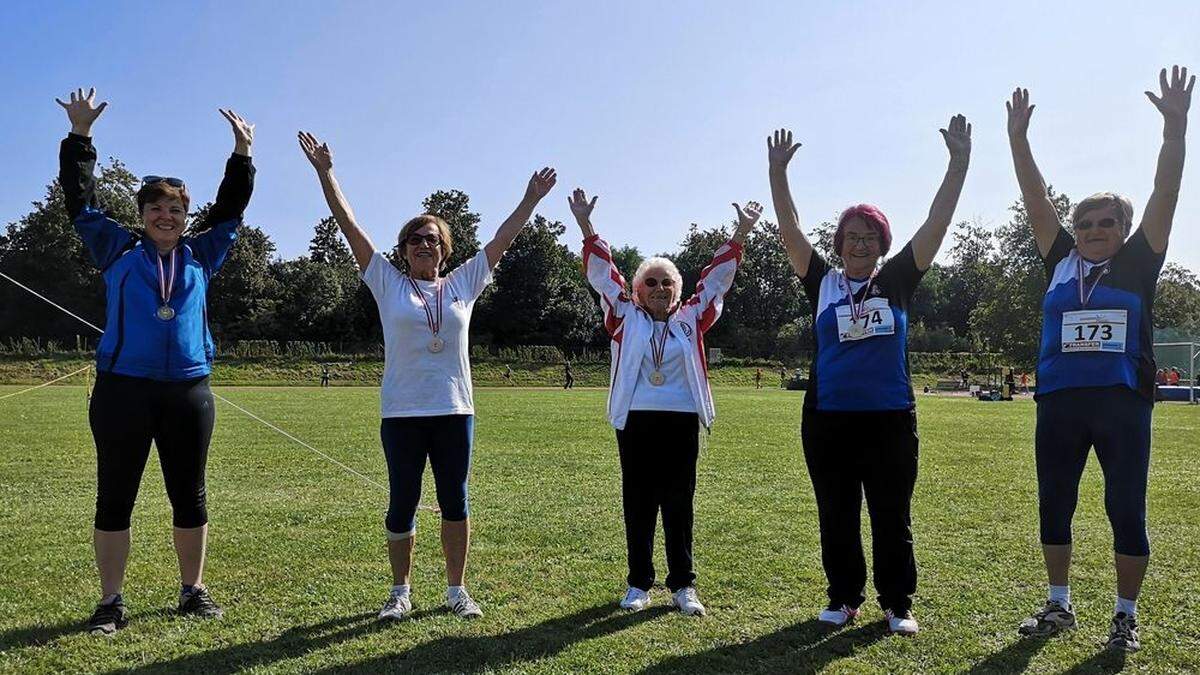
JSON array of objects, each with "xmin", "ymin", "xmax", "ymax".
[
  {"xmin": 89, "ymin": 372, "xmax": 215, "ymax": 531},
  {"xmin": 802, "ymin": 408, "xmax": 919, "ymax": 613},
  {"xmin": 615, "ymin": 411, "xmax": 700, "ymax": 593}
]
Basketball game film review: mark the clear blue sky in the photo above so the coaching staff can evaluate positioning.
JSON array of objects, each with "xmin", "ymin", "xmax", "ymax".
[{"xmin": 2, "ymin": 1, "xmax": 1198, "ymax": 270}]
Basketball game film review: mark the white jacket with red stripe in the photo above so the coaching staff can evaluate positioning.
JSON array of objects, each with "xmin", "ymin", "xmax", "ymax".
[{"xmin": 581, "ymin": 234, "xmax": 743, "ymax": 431}]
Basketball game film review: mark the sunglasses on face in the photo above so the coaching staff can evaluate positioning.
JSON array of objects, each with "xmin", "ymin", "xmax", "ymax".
[
  {"xmin": 406, "ymin": 234, "xmax": 442, "ymax": 247},
  {"xmin": 142, "ymin": 175, "xmax": 185, "ymax": 188},
  {"xmin": 643, "ymin": 277, "xmax": 674, "ymax": 288},
  {"xmin": 1073, "ymin": 217, "xmax": 1119, "ymax": 231}
]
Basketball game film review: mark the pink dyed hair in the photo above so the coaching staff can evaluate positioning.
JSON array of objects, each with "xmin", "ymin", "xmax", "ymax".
[{"xmin": 834, "ymin": 204, "xmax": 892, "ymax": 257}]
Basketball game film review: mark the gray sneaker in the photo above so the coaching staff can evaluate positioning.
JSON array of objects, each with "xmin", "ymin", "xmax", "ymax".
[
  {"xmin": 1106, "ymin": 612, "xmax": 1140, "ymax": 652},
  {"xmin": 379, "ymin": 592, "xmax": 412, "ymax": 621},
  {"xmin": 1018, "ymin": 599, "xmax": 1076, "ymax": 637},
  {"xmin": 446, "ymin": 589, "xmax": 483, "ymax": 619}
]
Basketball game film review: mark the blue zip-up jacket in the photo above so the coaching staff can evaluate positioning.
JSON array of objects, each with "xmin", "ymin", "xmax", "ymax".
[{"xmin": 60, "ymin": 133, "xmax": 254, "ymax": 381}]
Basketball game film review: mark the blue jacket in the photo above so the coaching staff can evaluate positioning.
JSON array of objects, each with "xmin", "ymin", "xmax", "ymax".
[
  {"xmin": 76, "ymin": 208, "xmax": 239, "ymax": 380},
  {"xmin": 60, "ymin": 133, "xmax": 254, "ymax": 381}
]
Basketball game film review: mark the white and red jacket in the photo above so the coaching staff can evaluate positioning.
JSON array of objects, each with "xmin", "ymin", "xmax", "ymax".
[{"xmin": 582, "ymin": 234, "xmax": 743, "ymax": 431}]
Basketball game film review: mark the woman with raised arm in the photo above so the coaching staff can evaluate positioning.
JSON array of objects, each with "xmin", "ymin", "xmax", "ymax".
[
  {"xmin": 298, "ymin": 131, "xmax": 555, "ymax": 621},
  {"xmin": 571, "ymin": 188, "xmax": 759, "ymax": 616},
  {"xmin": 768, "ymin": 115, "xmax": 971, "ymax": 635},
  {"xmin": 56, "ymin": 88, "xmax": 255, "ymax": 634},
  {"xmin": 1007, "ymin": 66, "xmax": 1193, "ymax": 652}
]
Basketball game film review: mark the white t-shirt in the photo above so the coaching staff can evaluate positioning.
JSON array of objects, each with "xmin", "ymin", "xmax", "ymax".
[
  {"xmin": 629, "ymin": 321, "xmax": 695, "ymax": 413},
  {"xmin": 362, "ymin": 250, "xmax": 492, "ymax": 418}
]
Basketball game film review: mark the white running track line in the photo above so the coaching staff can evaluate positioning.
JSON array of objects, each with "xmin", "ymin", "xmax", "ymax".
[
  {"xmin": 0, "ymin": 364, "xmax": 93, "ymax": 401},
  {"xmin": 1, "ymin": 267, "xmax": 440, "ymax": 511}
]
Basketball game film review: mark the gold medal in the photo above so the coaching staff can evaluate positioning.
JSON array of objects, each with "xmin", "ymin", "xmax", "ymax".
[
  {"xmin": 649, "ymin": 370, "xmax": 665, "ymax": 386},
  {"xmin": 156, "ymin": 305, "xmax": 175, "ymax": 321}
]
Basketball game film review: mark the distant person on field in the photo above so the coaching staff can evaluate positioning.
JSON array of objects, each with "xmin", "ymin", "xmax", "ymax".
[
  {"xmin": 960, "ymin": 369, "xmax": 969, "ymax": 390},
  {"xmin": 572, "ymin": 187, "xmax": 758, "ymax": 617},
  {"xmin": 300, "ymin": 129, "xmax": 557, "ymax": 621},
  {"xmin": 754, "ymin": 367, "xmax": 762, "ymax": 389},
  {"xmin": 563, "ymin": 360, "xmax": 574, "ymax": 389},
  {"xmin": 57, "ymin": 88, "xmax": 255, "ymax": 634},
  {"xmin": 321, "ymin": 364, "xmax": 331, "ymax": 387},
  {"xmin": 1020, "ymin": 372, "xmax": 1029, "ymax": 394},
  {"xmin": 779, "ymin": 367, "xmax": 787, "ymax": 388},
  {"xmin": 1006, "ymin": 67, "xmax": 1192, "ymax": 652},
  {"xmin": 503, "ymin": 364, "xmax": 514, "ymax": 386},
  {"xmin": 769, "ymin": 112, "xmax": 972, "ymax": 635}
]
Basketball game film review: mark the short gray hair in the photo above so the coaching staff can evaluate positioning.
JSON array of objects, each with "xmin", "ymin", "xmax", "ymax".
[
  {"xmin": 632, "ymin": 256, "xmax": 683, "ymax": 310},
  {"xmin": 1073, "ymin": 192, "xmax": 1135, "ymax": 234}
]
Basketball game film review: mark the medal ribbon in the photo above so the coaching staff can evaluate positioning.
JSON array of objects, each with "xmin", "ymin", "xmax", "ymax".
[
  {"xmin": 156, "ymin": 248, "xmax": 177, "ymax": 307},
  {"xmin": 840, "ymin": 268, "xmax": 878, "ymax": 325},
  {"xmin": 408, "ymin": 276, "xmax": 443, "ymax": 337},
  {"xmin": 1076, "ymin": 257, "xmax": 1109, "ymax": 308},
  {"xmin": 650, "ymin": 320, "xmax": 670, "ymax": 371}
]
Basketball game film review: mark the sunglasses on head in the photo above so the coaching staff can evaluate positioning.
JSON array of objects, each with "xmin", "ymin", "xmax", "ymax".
[
  {"xmin": 142, "ymin": 175, "xmax": 185, "ymax": 188},
  {"xmin": 1073, "ymin": 217, "xmax": 1119, "ymax": 231},
  {"xmin": 406, "ymin": 233, "xmax": 442, "ymax": 247},
  {"xmin": 643, "ymin": 277, "xmax": 674, "ymax": 288}
]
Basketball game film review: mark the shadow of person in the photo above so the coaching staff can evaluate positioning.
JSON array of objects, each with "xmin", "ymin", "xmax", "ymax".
[
  {"xmin": 0, "ymin": 607, "xmax": 175, "ymax": 653},
  {"xmin": 961, "ymin": 636, "xmax": 1051, "ymax": 674},
  {"xmin": 637, "ymin": 618, "xmax": 890, "ymax": 674},
  {"xmin": 318, "ymin": 602, "xmax": 671, "ymax": 674},
  {"xmin": 107, "ymin": 611, "xmax": 383, "ymax": 674},
  {"xmin": 1059, "ymin": 648, "xmax": 1128, "ymax": 674}
]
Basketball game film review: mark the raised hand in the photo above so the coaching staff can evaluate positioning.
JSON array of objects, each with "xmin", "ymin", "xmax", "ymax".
[
  {"xmin": 298, "ymin": 131, "xmax": 334, "ymax": 172},
  {"xmin": 768, "ymin": 129, "xmax": 802, "ymax": 170},
  {"xmin": 569, "ymin": 188, "xmax": 598, "ymax": 221},
  {"xmin": 55, "ymin": 87, "xmax": 108, "ymax": 137},
  {"xmin": 568, "ymin": 188, "xmax": 597, "ymax": 237},
  {"xmin": 733, "ymin": 201, "xmax": 763, "ymax": 233},
  {"xmin": 1006, "ymin": 88, "xmax": 1035, "ymax": 140},
  {"xmin": 1146, "ymin": 65, "xmax": 1194, "ymax": 135},
  {"xmin": 220, "ymin": 109, "xmax": 254, "ymax": 156},
  {"xmin": 524, "ymin": 167, "xmax": 558, "ymax": 203},
  {"xmin": 939, "ymin": 114, "xmax": 972, "ymax": 164}
]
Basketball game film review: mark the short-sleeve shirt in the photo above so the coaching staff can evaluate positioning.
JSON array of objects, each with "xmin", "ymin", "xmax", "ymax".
[
  {"xmin": 362, "ymin": 251, "xmax": 493, "ymax": 417},
  {"xmin": 801, "ymin": 243, "xmax": 925, "ymax": 411},
  {"xmin": 1037, "ymin": 227, "xmax": 1164, "ymax": 401}
]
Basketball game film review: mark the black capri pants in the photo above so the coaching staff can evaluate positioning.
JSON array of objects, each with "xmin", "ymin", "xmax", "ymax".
[{"xmin": 89, "ymin": 372, "xmax": 215, "ymax": 531}]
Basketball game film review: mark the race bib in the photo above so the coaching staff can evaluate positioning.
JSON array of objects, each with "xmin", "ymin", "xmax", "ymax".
[
  {"xmin": 836, "ymin": 298, "xmax": 894, "ymax": 342},
  {"xmin": 1060, "ymin": 309, "xmax": 1127, "ymax": 353}
]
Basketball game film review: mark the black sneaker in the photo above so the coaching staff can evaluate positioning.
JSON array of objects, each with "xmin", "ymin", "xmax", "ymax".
[
  {"xmin": 178, "ymin": 586, "xmax": 224, "ymax": 619},
  {"xmin": 1018, "ymin": 599, "xmax": 1076, "ymax": 637},
  {"xmin": 1106, "ymin": 612, "xmax": 1140, "ymax": 652},
  {"xmin": 87, "ymin": 599, "xmax": 129, "ymax": 635}
]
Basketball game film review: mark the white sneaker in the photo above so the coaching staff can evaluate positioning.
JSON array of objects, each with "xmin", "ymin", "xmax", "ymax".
[
  {"xmin": 670, "ymin": 587, "xmax": 706, "ymax": 616},
  {"xmin": 620, "ymin": 587, "xmax": 651, "ymax": 611},
  {"xmin": 818, "ymin": 604, "xmax": 860, "ymax": 627},
  {"xmin": 885, "ymin": 608, "xmax": 919, "ymax": 635},
  {"xmin": 378, "ymin": 592, "xmax": 412, "ymax": 621},
  {"xmin": 446, "ymin": 589, "xmax": 483, "ymax": 619}
]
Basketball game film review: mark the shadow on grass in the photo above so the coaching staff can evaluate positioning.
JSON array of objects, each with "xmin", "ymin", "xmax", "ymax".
[
  {"xmin": 316, "ymin": 602, "xmax": 671, "ymax": 674},
  {"xmin": 962, "ymin": 636, "xmax": 1050, "ymax": 674},
  {"xmin": 1060, "ymin": 648, "xmax": 1127, "ymax": 674},
  {"xmin": 110, "ymin": 611, "xmax": 383, "ymax": 674},
  {"xmin": 637, "ymin": 618, "xmax": 889, "ymax": 674},
  {"xmin": 0, "ymin": 608, "xmax": 174, "ymax": 652}
]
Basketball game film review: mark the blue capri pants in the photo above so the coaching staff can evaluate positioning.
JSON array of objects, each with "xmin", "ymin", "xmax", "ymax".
[
  {"xmin": 1035, "ymin": 386, "xmax": 1152, "ymax": 556},
  {"xmin": 380, "ymin": 414, "xmax": 474, "ymax": 539}
]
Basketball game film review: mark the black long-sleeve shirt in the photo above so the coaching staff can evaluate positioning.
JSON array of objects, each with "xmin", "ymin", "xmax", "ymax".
[{"xmin": 59, "ymin": 132, "xmax": 255, "ymax": 229}]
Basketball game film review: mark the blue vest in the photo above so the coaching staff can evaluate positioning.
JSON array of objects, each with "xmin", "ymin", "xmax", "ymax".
[
  {"xmin": 1037, "ymin": 228, "xmax": 1163, "ymax": 400},
  {"xmin": 802, "ymin": 244, "xmax": 924, "ymax": 411},
  {"xmin": 75, "ymin": 206, "xmax": 239, "ymax": 381}
]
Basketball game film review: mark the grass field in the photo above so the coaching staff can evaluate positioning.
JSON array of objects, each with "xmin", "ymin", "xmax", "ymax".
[{"xmin": 1, "ymin": 385, "xmax": 1198, "ymax": 673}]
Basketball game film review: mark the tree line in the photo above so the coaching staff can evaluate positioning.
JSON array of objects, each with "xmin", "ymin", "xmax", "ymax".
[{"xmin": 3, "ymin": 157, "xmax": 1199, "ymax": 367}]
